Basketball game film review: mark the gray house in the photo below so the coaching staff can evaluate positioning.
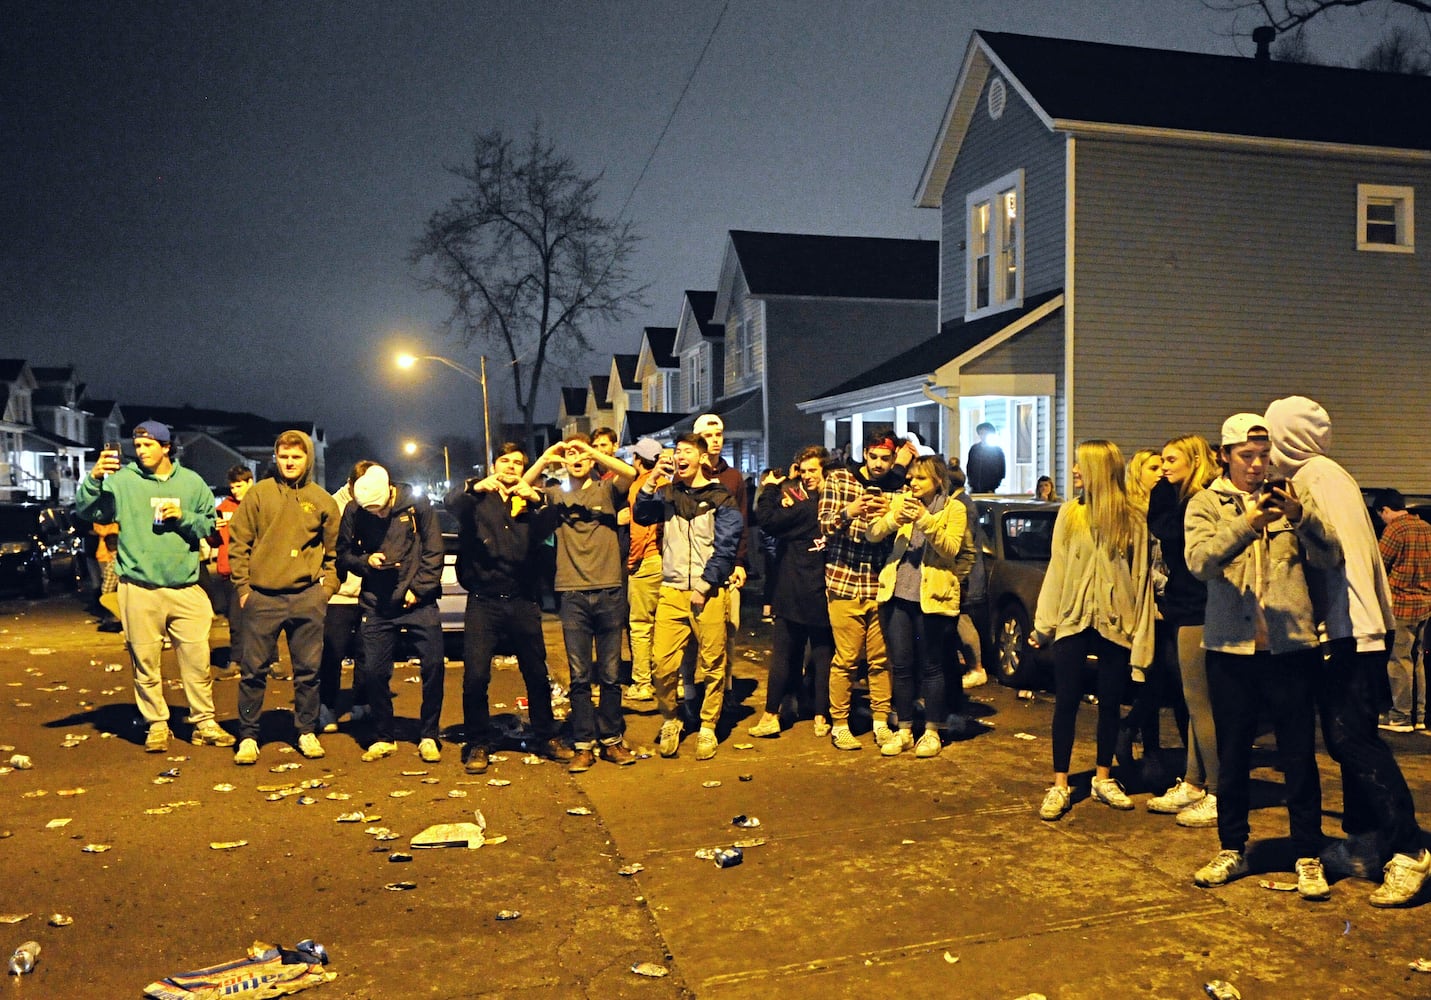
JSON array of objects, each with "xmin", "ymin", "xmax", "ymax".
[{"xmin": 810, "ymin": 31, "xmax": 1431, "ymax": 493}]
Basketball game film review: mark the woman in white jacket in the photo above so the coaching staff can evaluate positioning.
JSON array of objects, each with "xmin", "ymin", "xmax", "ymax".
[{"xmin": 1031, "ymin": 440, "xmax": 1156, "ymax": 820}]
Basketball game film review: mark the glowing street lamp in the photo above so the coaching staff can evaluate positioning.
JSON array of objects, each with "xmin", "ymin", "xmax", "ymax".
[
  {"xmin": 395, "ymin": 351, "xmax": 493, "ymax": 472},
  {"xmin": 403, "ymin": 438, "xmax": 450, "ymax": 484}
]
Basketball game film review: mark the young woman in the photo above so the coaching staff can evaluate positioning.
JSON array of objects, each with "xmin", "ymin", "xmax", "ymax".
[
  {"xmin": 1031, "ymin": 440, "xmax": 1156, "ymax": 819},
  {"xmin": 1035, "ymin": 476, "xmax": 1061, "ymax": 502},
  {"xmin": 867, "ymin": 456, "xmax": 968, "ymax": 757},
  {"xmin": 1145, "ymin": 434, "xmax": 1222, "ymax": 827}
]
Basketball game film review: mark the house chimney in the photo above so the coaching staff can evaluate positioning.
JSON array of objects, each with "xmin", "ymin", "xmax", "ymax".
[{"xmin": 1253, "ymin": 25, "xmax": 1275, "ymax": 61}]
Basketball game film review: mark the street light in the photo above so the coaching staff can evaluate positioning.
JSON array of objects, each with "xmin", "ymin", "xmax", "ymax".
[
  {"xmin": 395, "ymin": 351, "xmax": 493, "ymax": 472},
  {"xmin": 403, "ymin": 438, "xmax": 450, "ymax": 484}
]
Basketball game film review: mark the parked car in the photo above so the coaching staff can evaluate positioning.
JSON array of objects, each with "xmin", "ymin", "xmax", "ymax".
[
  {"xmin": 0, "ymin": 502, "xmax": 84, "ymax": 598},
  {"xmin": 973, "ymin": 498, "xmax": 1060, "ymax": 687},
  {"xmin": 435, "ymin": 507, "xmax": 465, "ymax": 638}
]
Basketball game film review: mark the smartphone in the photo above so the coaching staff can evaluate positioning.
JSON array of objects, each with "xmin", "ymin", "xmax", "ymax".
[
  {"xmin": 865, "ymin": 486, "xmax": 883, "ymax": 496},
  {"xmin": 1262, "ymin": 477, "xmax": 1287, "ymax": 497},
  {"xmin": 103, "ymin": 440, "xmax": 121, "ymax": 456},
  {"xmin": 659, "ymin": 448, "xmax": 674, "ymax": 463}
]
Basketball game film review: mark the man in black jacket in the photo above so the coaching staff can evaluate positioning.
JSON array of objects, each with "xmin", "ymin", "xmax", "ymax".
[
  {"xmin": 445, "ymin": 443, "xmax": 574, "ymax": 773},
  {"xmin": 338, "ymin": 464, "xmax": 446, "ymax": 764}
]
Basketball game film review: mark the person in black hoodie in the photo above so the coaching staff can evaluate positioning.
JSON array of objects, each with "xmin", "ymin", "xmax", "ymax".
[
  {"xmin": 445, "ymin": 443, "xmax": 573, "ymax": 774},
  {"xmin": 338, "ymin": 464, "xmax": 446, "ymax": 764}
]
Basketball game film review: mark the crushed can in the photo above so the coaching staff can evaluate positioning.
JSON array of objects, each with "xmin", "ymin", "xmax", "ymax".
[{"xmin": 713, "ymin": 847, "xmax": 743, "ymax": 868}]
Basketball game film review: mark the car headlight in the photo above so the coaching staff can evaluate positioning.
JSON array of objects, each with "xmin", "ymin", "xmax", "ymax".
[{"xmin": 0, "ymin": 542, "xmax": 29, "ymax": 556}]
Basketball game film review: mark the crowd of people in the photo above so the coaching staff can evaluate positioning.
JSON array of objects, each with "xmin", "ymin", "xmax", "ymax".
[{"xmin": 73, "ymin": 394, "xmax": 1429, "ymax": 908}]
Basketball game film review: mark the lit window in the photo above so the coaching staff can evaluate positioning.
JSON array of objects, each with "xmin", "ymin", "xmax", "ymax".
[
  {"xmin": 1357, "ymin": 184, "xmax": 1414, "ymax": 253},
  {"xmin": 966, "ymin": 169, "xmax": 1024, "ymax": 318}
]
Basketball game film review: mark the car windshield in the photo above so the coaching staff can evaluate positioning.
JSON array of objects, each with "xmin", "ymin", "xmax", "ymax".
[
  {"xmin": 0, "ymin": 506, "xmax": 41, "ymax": 539},
  {"xmin": 1002, "ymin": 511, "xmax": 1056, "ymax": 561},
  {"xmin": 436, "ymin": 508, "xmax": 459, "ymax": 534}
]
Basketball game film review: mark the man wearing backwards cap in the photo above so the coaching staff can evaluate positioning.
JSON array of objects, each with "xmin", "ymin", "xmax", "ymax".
[
  {"xmin": 1184, "ymin": 412, "xmax": 1338, "ymax": 900},
  {"xmin": 1265, "ymin": 395, "xmax": 1428, "ymax": 908},
  {"xmin": 337, "ymin": 464, "xmax": 446, "ymax": 763},
  {"xmin": 75, "ymin": 420, "xmax": 231, "ymax": 753}
]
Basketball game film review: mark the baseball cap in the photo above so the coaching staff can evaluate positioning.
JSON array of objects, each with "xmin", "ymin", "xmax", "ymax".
[
  {"xmin": 693, "ymin": 414, "xmax": 723, "ymax": 434},
  {"xmin": 1220, "ymin": 413, "xmax": 1269, "ymax": 447},
  {"xmin": 132, "ymin": 420, "xmax": 172, "ymax": 444},
  {"xmin": 632, "ymin": 438, "xmax": 662, "ymax": 463}
]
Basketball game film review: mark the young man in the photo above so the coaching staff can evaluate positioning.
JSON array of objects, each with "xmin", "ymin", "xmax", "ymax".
[
  {"xmin": 1265, "ymin": 396, "xmax": 1429, "ymax": 908},
  {"xmin": 526, "ymin": 434, "xmax": 639, "ymax": 771},
  {"xmin": 688, "ymin": 414, "xmax": 748, "ymax": 724},
  {"xmin": 1370, "ymin": 490, "xmax": 1431, "ymax": 733},
  {"xmin": 816, "ymin": 428, "xmax": 908, "ymax": 751},
  {"xmin": 965, "ymin": 422, "xmax": 1006, "ymax": 493},
  {"xmin": 227, "ymin": 430, "xmax": 341, "ymax": 765},
  {"xmin": 210, "ymin": 465, "xmax": 254, "ymax": 679},
  {"xmin": 75, "ymin": 420, "xmax": 231, "ymax": 752},
  {"xmin": 445, "ymin": 443, "xmax": 573, "ymax": 774},
  {"xmin": 625, "ymin": 438, "xmax": 664, "ymax": 702},
  {"xmin": 1185, "ymin": 413, "xmax": 1338, "ymax": 900},
  {"xmin": 634, "ymin": 433, "xmax": 742, "ymax": 760},
  {"xmin": 319, "ymin": 466, "xmax": 369, "ymax": 732},
  {"xmin": 338, "ymin": 464, "xmax": 446, "ymax": 763}
]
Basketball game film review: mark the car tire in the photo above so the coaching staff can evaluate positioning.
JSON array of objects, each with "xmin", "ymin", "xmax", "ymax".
[{"xmin": 994, "ymin": 601, "xmax": 1037, "ymax": 688}]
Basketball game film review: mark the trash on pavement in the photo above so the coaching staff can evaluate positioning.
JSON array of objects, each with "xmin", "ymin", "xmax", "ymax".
[
  {"xmin": 21, "ymin": 790, "xmax": 47, "ymax": 799},
  {"xmin": 1204, "ymin": 982, "xmax": 1242, "ymax": 1000},
  {"xmin": 618, "ymin": 863, "xmax": 644, "ymax": 876},
  {"xmin": 213, "ymin": 784, "xmax": 236, "ymax": 793},
  {"xmin": 566, "ymin": 806, "xmax": 591, "ymax": 815},
  {"xmin": 1410, "ymin": 958, "xmax": 1431, "ymax": 973},
  {"xmin": 0, "ymin": 914, "xmax": 30, "ymax": 924},
  {"xmin": 56, "ymin": 787, "xmax": 85, "ymax": 797},
  {"xmin": 410, "ymin": 823, "xmax": 485, "ymax": 850},
  {"xmin": 494, "ymin": 910, "xmax": 520, "ymax": 921},
  {"xmin": 143, "ymin": 939, "xmax": 334, "ymax": 999},
  {"xmin": 1258, "ymin": 879, "xmax": 1297, "ymax": 892},
  {"xmin": 521, "ymin": 755, "xmax": 542, "ymax": 765},
  {"xmin": 210, "ymin": 841, "xmax": 248, "ymax": 851},
  {"xmin": 943, "ymin": 952, "xmax": 958, "ymax": 964},
  {"xmin": 731, "ymin": 815, "xmax": 760, "ymax": 828},
  {"xmin": 693, "ymin": 848, "xmax": 720, "ymax": 860},
  {"xmin": 388, "ymin": 853, "xmax": 412, "ymax": 863},
  {"xmin": 45, "ymin": 818, "xmax": 72, "ymax": 829},
  {"xmin": 713, "ymin": 847, "xmax": 743, "ymax": 868},
  {"xmin": 738, "ymin": 774, "xmax": 753, "ymax": 782},
  {"xmin": 486, "ymin": 779, "xmax": 510, "ymax": 787},
  {"xmin": 389, "ymin": 790, "xmax": 413, "ymax": 798},
  {"xmin": 8, "ymin": 940, "xmax": 40, "ymax": 976},
  {"xmin": 383, "ymin": 882, "xmax": 417, "ymax": 892},
  {"xmin": 701, "ymin": 780, "xmax": 721, "ymax": 788},
  {"xmin": 630, "ymin": 962, "xmax": 669, "ymax": 978},
  {"xmin": 159, "ymin": 768, "xmax": 181, "ymax": 778},
  {"xmin": 8, "ymin": 755, "xmax": 32, "ymax": 770},
  {"xmin": 400, "ymin": 770, "xmax": 427, "ymax": 777},
  {"xmin": 732, "ymin": 837, "xmax": 765, "ymax": 849},
  {"xmin": 1013, "ymin": 732, "xmax": 1037, "ymax": 741},
  {"xmin": 447, "ymin": 790, "xmax": 467, "ymax": 798},
  {"xmin": 81, "ymin": 844, "xmax": 111, "ymax": 853},
  {"xmin": 732, "ymin": 743, "xmax": 754, "ymax": 750}
]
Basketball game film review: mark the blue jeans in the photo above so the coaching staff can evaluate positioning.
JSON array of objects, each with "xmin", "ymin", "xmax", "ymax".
[
  {"xmin": 879, "ymin": 598, "xmax": 948, "ymax": 726},
  {"xmin": 559, "ymin": 586, "xmax": 627, "ymax": 747},
  {"xmin": 362, "ymin": 603, "xmax": 444, "ymax": 743}
]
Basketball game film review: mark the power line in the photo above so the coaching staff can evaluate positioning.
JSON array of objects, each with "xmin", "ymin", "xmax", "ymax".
[{"xmin": 616, "ymin": 0, "xmax": 728, "ymax": 221}]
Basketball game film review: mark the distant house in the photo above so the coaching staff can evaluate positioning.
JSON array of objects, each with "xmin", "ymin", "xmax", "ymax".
[
  {"xmin": 672, "ymin": 290, "xmax": 725, "ymax": 416},
  {"xmin": 869, "ymin": 29, "xmax": 1431, "ymax": 493},
  {"xmin": 626, "ymin": 325, "xmax": 685, "ymax": 443},
  {"xmin": 604, "ymin": 354, "xmax": 641, "ymax": 441},
  {"xmin": 702, "ymin": 231, "xmax": 939, "ymax": 473},
  {"xmin": 124, "ymin": 404, "xmax": 326, "ymax": 488},
  {"xmin": 558, "ymin": 387, "xmax": 589, "ymax": 439},
  {"xmin": 584, "ymin": 374, "xmax": 615, "ymax": 436}
]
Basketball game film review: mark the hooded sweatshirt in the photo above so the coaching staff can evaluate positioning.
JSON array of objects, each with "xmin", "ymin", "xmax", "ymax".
[
  {"xmin": 74, "ymin": 457, "xmax": 216, "ymax": 588},
  {"xmin": 227, "ymin": 431, "xmax": 340, "ymax": 598},
  {"xmin": 1265, "ymin": 396, "xmax": 1395, "ymax": 651},
  {"xmin": 336, "ymin": 482, "xmax": 445, "ymax": 616}
]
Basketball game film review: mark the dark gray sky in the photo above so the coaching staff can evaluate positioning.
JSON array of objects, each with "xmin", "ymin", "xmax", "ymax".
[{"xmin": 1, "ymin": 1, "xmax": 1406, "ymax": 454}]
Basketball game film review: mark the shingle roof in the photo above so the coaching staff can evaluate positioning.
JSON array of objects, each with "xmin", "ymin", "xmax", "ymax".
[
  {"xmin": 729, "ymin": 231, "xmax": 938, "ymax": 301},
  {"xmin": 587, "ymin": 376, "xmax": 613, "ymax": 411},
  {"xmin": 642, "ymin": 327, "xmax": 679, "ymax": 368},
  {"xmin": 612, "ymin": 354, "xmax": 640, "ymax": 390},
  {"xmin": 810, "ymin": 289, "xmax": 1063, "ymax": 400},
  {"xmin": 981, "ymin": 30, "xmax": 1431, "ymax": 152},
  {"xmin": 560, "ymin": 387, "xmax": 588, "ymax": 415}
]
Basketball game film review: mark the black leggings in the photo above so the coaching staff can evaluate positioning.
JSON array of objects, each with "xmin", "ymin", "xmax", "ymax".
[
  {"xmin": 766, "ymin": 617, "xmax": 833, "ymax": 717},
  {"xmin": 1051, "ymin": 628, "xmax": 1131, "ymax": 774}
]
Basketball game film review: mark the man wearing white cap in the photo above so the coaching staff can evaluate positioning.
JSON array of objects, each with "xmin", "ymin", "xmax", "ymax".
[
  {"xmin": 690, "ymin": 413, "xmax": 748, "ymax": 722},
  {"xmin": 338, "ymin": 464, "xmax": 447, "ymax": 763}
]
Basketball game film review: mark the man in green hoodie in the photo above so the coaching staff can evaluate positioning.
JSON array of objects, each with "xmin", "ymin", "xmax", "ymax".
[
  {"xmin": 75, "ymin": 420, "xmax": 232, "ymax": 753},
  {"xmin": 227, "ymin": 429, "xmax": 341, "ymax": 765}
]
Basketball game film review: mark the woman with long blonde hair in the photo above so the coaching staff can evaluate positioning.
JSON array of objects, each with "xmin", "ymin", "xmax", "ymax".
[
  {"xmin": 1031, "ymin": 440, "xmax": 1156, "ymax": 820},
  {"xmin": 1144, "ymin": 433, "xmax": 1223, "ymax": 827},
  {"xmin": 1125, "ymin": 448, "xmax": 1163, "ymax": 509}
]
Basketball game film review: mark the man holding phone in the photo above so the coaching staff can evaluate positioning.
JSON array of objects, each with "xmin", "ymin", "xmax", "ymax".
[{"xmin": 75, "ymin": 420, "xmax": 230, "ymax": 753}]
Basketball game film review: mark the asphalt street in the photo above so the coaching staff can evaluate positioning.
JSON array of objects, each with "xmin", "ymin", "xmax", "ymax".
[{"xmin": 3, "ymin": 589, "xmax": 1431, "ymax": 999}]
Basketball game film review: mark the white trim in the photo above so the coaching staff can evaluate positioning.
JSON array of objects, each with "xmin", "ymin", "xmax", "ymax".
[
  {"xmin": 964, "ymin": 168, "xmax": 1025, "ymax": 321},
  {"xmin": 935, "ymin": 293, "xmax": 1064, "ymax": 378},
  {"xmin": 796, "ymin": 376, "xmax": 931, "ymax": 417},
  {"xmin": 1356, "ymin": 183, "xmax": 1415, "ymax": 253},
  {"xmin": 1055, "ymin": 119, "xmax": 1431, "ymax": 164},
  {"xmin": 1063, "ymin": 134, "xmax": 1077, "ymax": 497},
  {"xmin": 914, "ymin": 42, "xmax": 991, "ymax": 208}
]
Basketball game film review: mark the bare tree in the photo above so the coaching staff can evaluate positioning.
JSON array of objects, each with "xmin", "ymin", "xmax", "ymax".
[
  {"xmin": 1359, "ymin": 25, "xmax": 1431, "ymax": 71},
  {"xmin": 1272, "ymin": 27, "xmax": 1322, "ymax": 61},
  {"xmin": 1205, "ymin": 0, "xmax": 1431, "ymax": 35},
  {"xmin": 410, "ymin": 125, "xmax": 647, "ymax": 452}
]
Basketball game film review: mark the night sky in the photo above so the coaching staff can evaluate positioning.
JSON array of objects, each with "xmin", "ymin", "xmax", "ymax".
[{"xmin": 1, "ymin": 1, "xmax": 1404, "ymax": 454}]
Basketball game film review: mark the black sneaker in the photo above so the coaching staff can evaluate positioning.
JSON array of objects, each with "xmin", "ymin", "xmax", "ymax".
[{"xmin": 463, "ymin": 745, "xmax": 490, "ymax": 774}]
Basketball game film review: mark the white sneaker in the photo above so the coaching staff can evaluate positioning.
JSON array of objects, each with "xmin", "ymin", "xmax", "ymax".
[
  {"xmin": 1175, "ymin": 793, "xmax": 1219, "ymax": 828},
  {"xmin": 657, "ymin": 719, "xmax": 682, "ymax": 758},
  {"xmin": 1369, "ymin": 849, "xmax": 1431, "ymax": 908},
  {"xmin": 962, "ymin": 666, "xmax": 988, "ymax": 689},
  {"xmin": 1147, "ymin": 777, "xmax": 1207, "ymax": 814},
  {"xmin": 914, "ymin": 729, "xmax": 942, "ymax": 758},
  {"xmin": 1195, "ymin": 849, "xmax": 1248, "ymax": 887},
  {"xmin": 695, "ymin": 730, "xmax": 718, "ymax": 760},
  {"xmin": 1038, "ymin": 785, "xmax": 1071, "ymax": 820},
  {"xmin": 871, "ymin": 722, "xmax": 896, "ymax": 747},
  {"xmin": 418, "ymin": 738, "xmax": 441, "ymax": 763},
  {"xmin": 234, "ymin": 738, "xmax": 259, "ymax": 765},
  {"xmin": 881, "ymin": 728, "xmax": 914, "ymax": 757},
  {"xmin": 361, "ymin": 741, "xmax": 397, "ymax": 762},
  {"xmin": 318, "ymin": 705, "xmax": 339, "ymax": 734},
  {"xmin": 1091, "ymin": 776, "xmax": 1134, "ymax": 810},
  {"xmin": 831, "ymin": 726, "xmax": 862, "ymax": 751},
  {"xmin": 298, "ymin": 732, "xmax": 326, "ymax": 759}
]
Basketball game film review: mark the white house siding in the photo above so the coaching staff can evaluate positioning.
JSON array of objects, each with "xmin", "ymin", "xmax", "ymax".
[
  {"xmin": 764, "ymin": 297, "xmax": 938, "ymax": 471},
  {"xmin": 960, "ymin": 313, "xmax": 1066, "ymax": 482},
  {"xmin": 941, "ymin": 73, "xmax": 1065, "ymax": 326},
  {"xmin": 1073, "ymin": 137, "xmax": 1431, "ymax": 489}
]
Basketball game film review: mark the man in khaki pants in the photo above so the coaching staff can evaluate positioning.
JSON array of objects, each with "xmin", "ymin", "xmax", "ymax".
[
  {"xmin": 633, "ymin": 434, "xmax": 743, "ymax": 761},
  {"xmin": 625, "ymin": 438, "xmax": 665, "ymax": 701}
]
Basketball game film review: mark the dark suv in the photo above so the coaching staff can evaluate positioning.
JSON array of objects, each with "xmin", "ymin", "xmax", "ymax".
[
  {"xmin": 0, "ymin": 502, "xmax": 84, "ymax": 598},
  {"xmin": 973, "ymin": 498, "xmax": 1060, "ymax": 687}
]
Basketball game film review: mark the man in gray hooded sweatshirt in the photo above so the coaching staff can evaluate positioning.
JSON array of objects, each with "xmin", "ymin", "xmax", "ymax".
[{"xmin": 1265, "ymin": 395, "xmax": 1428, "ymax": 908}]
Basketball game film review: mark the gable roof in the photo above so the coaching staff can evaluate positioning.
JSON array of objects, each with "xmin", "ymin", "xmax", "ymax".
[
  {"xmin": 559, "ymin": 387, "xmax": 588, "ymax": 417},
  {"xmin": 726, "ymin": 230, "xmax": 938, "ymax": 301},
  {"xmin": 918, "ymin": 30, "xmax": 1431, "ymax": 207},
  {"xmin": 586, "ymin": 375, "xmax": 613, "ymax": 413},
  {"xmin": 639, "ymin": 327, "xmax": 679, "ymax": 370},
  {"xmin": 611, "ymin": 354, "xmax": 640, "ymax": 392}
]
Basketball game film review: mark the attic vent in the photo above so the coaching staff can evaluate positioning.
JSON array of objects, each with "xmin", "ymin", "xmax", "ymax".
[{"xmin": 987, "ymin": 77, "xmax": 1007, "ymax": 120}]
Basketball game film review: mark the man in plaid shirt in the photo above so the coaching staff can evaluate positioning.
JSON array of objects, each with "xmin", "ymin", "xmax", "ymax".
[
  {"xmin": 1373, "ymin": 490, "xmax": 1431, "ymax": 733},
  {"xmin": 817, "ymin": 428, "xmax": 915, "ymax": 751}
]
